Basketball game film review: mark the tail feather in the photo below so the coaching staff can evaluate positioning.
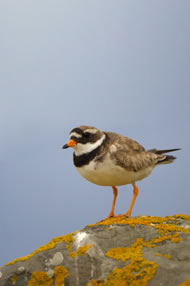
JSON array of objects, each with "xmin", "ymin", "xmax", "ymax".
[
  {"xmin": 148, "ymin": 148, "xmax": 181, "ymax": 155},
  {"xmin": 157, "ymin": 155, "xmax": 177, "ymax": 165},
  {"xmin": 148, "ymin": 148, "xmax": 181, "ymax": 165}
]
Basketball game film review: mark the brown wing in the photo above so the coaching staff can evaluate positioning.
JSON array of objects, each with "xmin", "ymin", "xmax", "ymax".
[{"xmin": 105, "ymin": 132, "xmax": 159, "ymax": 172}]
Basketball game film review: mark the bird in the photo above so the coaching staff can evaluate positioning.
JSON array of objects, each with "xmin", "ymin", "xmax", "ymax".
[{"xmin": 62, "ymin": 125, "xmax": 180, "ymax": 219}]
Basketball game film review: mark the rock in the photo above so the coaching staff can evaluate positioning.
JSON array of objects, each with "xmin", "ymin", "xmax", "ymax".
[{"xmin": 1, "ymin": 215, "xmax": 190, "ymax": 286}]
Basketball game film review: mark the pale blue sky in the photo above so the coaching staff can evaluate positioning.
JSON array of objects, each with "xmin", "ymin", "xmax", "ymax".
[{"xmin": 0, "ymin": 1, "xmax": 189, "ymax": 265}]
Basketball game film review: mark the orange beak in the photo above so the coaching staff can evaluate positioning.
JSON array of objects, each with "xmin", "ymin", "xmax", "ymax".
[{"xmin": 62, "ymin": 139, "xmax": 77, "ymax": 149}]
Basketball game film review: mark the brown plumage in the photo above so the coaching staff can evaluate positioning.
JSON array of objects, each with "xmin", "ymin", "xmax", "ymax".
[
  {"xmin": 93, "ymin": 131, "xmax": 179, "ymax": 173},
  {"xmin": 63, "ymin": 125, "xmax": 180, "ymax": 219}
]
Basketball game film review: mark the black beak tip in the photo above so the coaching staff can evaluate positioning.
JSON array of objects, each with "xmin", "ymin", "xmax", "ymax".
[{"xmin": 62, "ymin": 144, "xmax": 69, "ymax": 149}]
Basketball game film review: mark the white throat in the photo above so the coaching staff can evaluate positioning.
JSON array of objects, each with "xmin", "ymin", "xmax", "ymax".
[{"xmin": 73, "ymin": 134, "xmax": 106, "ymax": 156}]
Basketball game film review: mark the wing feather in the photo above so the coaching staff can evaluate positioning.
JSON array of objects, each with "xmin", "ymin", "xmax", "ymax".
[{"xmin": 105, "ymin": 132, "xmax": 158, "ymax": 172}]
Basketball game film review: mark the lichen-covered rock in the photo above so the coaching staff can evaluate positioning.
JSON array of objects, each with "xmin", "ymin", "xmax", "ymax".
[{"xmin": 0, "ymin": 215, "xmax": 190, "ymax": 286}]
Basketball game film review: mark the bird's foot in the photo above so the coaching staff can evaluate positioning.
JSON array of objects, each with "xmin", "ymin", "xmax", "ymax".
[
  {"xmin": 113, "ymin": 214, "xmax": 129, "ymax": 218},
  {"xmin": 100, "ymin": 215, "xmax": 115, "ymax": 222},
  {"xmin": 101, "ymin": 213, "xmax": 129, "ymax": 222}
]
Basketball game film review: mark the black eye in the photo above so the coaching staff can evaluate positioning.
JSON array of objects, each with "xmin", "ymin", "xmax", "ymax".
[{"xmin": 83, "ymin": 132, "xmax": 90, "ymax": 138}]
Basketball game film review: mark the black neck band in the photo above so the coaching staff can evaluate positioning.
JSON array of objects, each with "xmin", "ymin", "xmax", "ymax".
[{"xmin": 73, "ymin": 135, "xmax": 107, "ymax": 167}]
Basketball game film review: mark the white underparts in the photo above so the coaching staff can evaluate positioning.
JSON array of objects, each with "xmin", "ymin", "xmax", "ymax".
[
  {"xmin": 73, "ymin": 134, "xmax": 106, "ymax": 156},
  {"xmin": 76, "ymin": 154, "xmax": 154, "ymax": 186}
]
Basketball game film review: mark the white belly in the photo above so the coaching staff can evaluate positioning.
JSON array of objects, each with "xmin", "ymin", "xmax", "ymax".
[{"xmin": 75, "ymin": 156, "xmax": 153, "ymax": 186}]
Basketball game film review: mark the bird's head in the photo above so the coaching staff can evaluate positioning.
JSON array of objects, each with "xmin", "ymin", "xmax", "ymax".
[{"xmin": 62, "ymin": 125, "xmax": 106, "ymax": 156}]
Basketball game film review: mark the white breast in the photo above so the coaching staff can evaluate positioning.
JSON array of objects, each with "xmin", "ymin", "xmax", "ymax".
[{"xmin": 75, "ymin": 154, "xmax": 154, "ymax": 186}]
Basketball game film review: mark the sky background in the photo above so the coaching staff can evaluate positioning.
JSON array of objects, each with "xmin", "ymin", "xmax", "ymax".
[{"xmin": 0, "ymin": 0, "xmax": 189, "ymax": 266}]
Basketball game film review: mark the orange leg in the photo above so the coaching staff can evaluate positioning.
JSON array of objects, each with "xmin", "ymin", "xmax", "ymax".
[
  {"xmin": 105, "ymin": 186, "xmax": 118, "ymax": 219},
  {"xmin": 125, "ymin": 183, "xmax": 139, "ymax": 217}
]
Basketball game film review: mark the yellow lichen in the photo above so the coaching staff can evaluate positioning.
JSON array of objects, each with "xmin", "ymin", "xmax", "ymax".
[
  {"xmin": 150, "ymin": 233, "xmax": 182, "ymax": 245},
  {"xmin": 10, "ymin": 275, "xmax": 18, "ymax": 284},
  {"xmin": 54, "ymin": 265, "xmax": 69, "ymax": 286},
  {"xmin": 102, "ymin": 233, "xmax": 186, "ymax": 286},
  {"xmin": 89, "ymin": 215, "xmax": 190, "ymax": 232},
  {"xmin": 179, "ymin": 277, "xmax": 190, "ymax": 286},
  {"xmin": 69, "ymin": 244, "xmax": 93, "ymax": 258},
  {"xmin": 174, "ymin": 214, "xmax": 190, "ymax": 221},
  {"xmin": 77, "ymin": 244, "xmax": 93, "ymax": 256},
  {"xmin": 66, "ymin": 245, "xmax": 72, "ymax": 251},
  {"xmin": 106, "ymin": 260, "xmax": 157, "ymax": 286},
  {"xmin": 69, "ymin": 251, "xmax": 77, "ymax": 258},
  {"xmin": 89, "ymin": 215, "xmax": 190, "ymax": 238},
  {"xmin": 106, "ymin": 238, "xmax": 144, "ymax": 262},
  {"xmin": 106, "ymin": 235, "xmax": 180, "ymax": 263},
  {"xmin": 155, "ymin": 223, "xmax": 190, "ymax": 235},
  {"xmin": 103, "ymin": 237, "xmax": 158, "ymax": 286},
  {"xmin": 6, "ymin": 233, "xmax": 76, "ymax": 266},
  {"xmin": 87, "ymin": 259, "xmax": 157, "ymax": 286},
  {"xmin": 88, "ymin": 215, "xmax": 176, "ymax": 228},
  {"xmin": 61, "ymin": 233, "xmax": 75, "ymax": 244},
  {"xmin": 27, "ymin": 271, "xmax": 53, "ymax": 286},
  {"xmin": 171, "ymin": 236, "xmax": 183, "ymax": 243}
]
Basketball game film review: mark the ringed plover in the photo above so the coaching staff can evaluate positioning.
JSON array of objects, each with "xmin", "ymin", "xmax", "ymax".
[{"xmin": 63, "ymin": 126, "xmax": 180, "ymax": 219}]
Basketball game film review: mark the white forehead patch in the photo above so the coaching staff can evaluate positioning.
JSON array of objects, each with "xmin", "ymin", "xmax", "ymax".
[
  {"xmin": 73, "ymin": 134, "xmax": 106, "ymax": 156},
  {"xmin": 85, "ymin": 128, "xmax": 98, "ymax": 134},
  {"xmin": 70, "ymin": 132, "xmax": 82, "ymax": 139}
]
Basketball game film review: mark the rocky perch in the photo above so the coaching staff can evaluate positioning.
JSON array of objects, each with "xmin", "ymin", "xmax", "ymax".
[{"xmin": 1, "ymin": 215, "xmax": 190, "ymax": 286}]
